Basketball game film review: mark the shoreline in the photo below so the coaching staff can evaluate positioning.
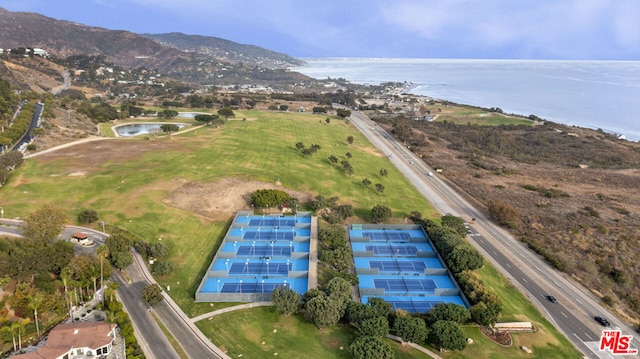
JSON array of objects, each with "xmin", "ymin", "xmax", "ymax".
[{"xmin": 297, "ymin": 58, "xmax": 640, "ymax": 142}]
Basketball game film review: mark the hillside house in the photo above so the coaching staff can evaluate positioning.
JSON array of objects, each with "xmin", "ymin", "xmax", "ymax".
[{"xmin": 12, "ymin": 322, "xmax": 117, "ymax": 359}]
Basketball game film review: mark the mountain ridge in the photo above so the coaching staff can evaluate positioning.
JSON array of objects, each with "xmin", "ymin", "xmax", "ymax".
[{"xmin": 0, "ymin": 7, "xmax": 304, "ymax": 84}]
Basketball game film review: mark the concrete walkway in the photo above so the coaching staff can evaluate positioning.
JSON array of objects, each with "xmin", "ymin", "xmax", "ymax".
[
  {"xmin": 190, "ymin": 302, "xmax": 272, "ymax": 323},
  {"xmin": 308, "ymin": 216, "xmax": 319, "ymax": 289},
  {"xmin": 387, "ymin": 334, "xmax": 443, "ymax": 359}
]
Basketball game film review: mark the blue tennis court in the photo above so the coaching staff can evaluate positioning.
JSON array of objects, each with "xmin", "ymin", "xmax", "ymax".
[
  {"xmin": 236, "ymin": 244, "xmax": 293, "ymax": 257},
  {"xmin": 388, "ymin": 300, "xmax": 442, "ymax": 312},
  {"xmin": 362, "ymin": 295, "xmax": 467, "ymax": 313},
  {"xmin": 248, "ymin": 218, "xmax": 296, "ymax": 227},
  {"xmin": 366, "ymin": 244, "xmax": 418, "ymax": 255},
  {"xmin": 229, "ymin": 261, "xmax": 291, "ymax": 275},
  {"xmin": 374, "ymin": 278, "xmax": 436, "ymax": 292},
  {"xmin": 242, "ymin": 230, "xmax": 295, "ymax": 241},
  {"xmin": 363, "ymin": 230, "xmax": 412, "ymax": 242},
  {"xmin": 201, "ymin": 277, "xmax": 309, "ymax": 294},
  {"xmin": 221, "ymin": 282, "xmax": 282, "ymax": 293},
  {"xmin": 369, "ymin": 260, "xmax": 427, "ymax": 273}
]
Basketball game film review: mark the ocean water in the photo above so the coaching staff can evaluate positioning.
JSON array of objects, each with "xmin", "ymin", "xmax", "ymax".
[{"xmin": 294, "ymin": 58, "xmax": 640, "ymax": 141}]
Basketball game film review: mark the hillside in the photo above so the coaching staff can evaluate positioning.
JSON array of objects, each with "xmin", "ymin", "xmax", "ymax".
[
  {"xmin": 368, "ymin": 106, "xmax": 640, "ymax": 323},
  {"xmin": 141, "ymin": 32, "xmax": 304, "ymax": 69},
  {"xmin": 0, "ymin": 7, "xmax": 306, "ymax": 85}
]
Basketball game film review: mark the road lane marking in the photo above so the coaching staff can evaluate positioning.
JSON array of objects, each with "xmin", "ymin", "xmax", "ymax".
[
  {"xmin": 505, "ymin": 263, "xmax": 511, "ymax": 268},
  {"xmin": 522, "ymin": 277, "xmax": 528, "ymax": 283},
  {"xmin": 560, "ymin": 311, "xmax": 568, "ymax": 318}
]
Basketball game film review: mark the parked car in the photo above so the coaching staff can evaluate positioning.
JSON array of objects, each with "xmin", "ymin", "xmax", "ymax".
[
  {"xmin": 595, "ymin": 316, "xmax": 611, "ymax": 326},
  {"xmin": 546, "ymin": 295, "xmax": 558, "ymax": 303}
]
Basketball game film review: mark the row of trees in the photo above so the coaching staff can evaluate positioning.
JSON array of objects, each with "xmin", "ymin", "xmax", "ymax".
[
  {"xmin": 0, "ymin": 101, "xmax": 36, "ymax": 148},
  {"xmin": 269, "ymin": 276, "xmax": 470, "ymax": 357},
  {"xmin": 250, "ymin": 189, "xmax": 301, "ymax": 213},
  {"xmin": 415, "ymin": 213, "xmax": 502, "ymax": 326}
]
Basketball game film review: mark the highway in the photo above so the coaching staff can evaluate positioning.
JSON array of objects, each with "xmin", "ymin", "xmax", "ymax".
[{"xmin": 347, "ymin": 109, "xmax": 638, "ymax": 359}]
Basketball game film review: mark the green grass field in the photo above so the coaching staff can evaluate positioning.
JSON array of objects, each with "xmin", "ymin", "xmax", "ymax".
[
  {"xmin": 196, "ymin": 306, "xmax": 427, "ymax": 359},
  {"xmin": 1, "ymin": 110, "xmax": 580, "ymax": 358}
]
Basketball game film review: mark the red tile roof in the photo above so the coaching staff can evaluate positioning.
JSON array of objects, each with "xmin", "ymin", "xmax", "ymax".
[{"xmin": 12, "ymin": 322, "xmax": 116, "ymax": 359}]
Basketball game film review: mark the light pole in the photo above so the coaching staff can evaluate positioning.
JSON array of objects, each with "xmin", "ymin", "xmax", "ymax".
[
  {"xmin": 217, "ymin": 279, "xmax": 221, "ymax": 293},
  {"xmin": 262, "ymin": 279, "xmax": 264, "ymax": 294},
  {"xmin": 99, "ymin": 221, "xmax": 105, "ymax": 232},
  {"xmin": 0, "ymin": 207, "xmax": 4, "ymax": 219},
  {"xmin": 239, "ymin": 280, "xmax": 243, "ymax": 294},
  {"xmin": 266, "ymin": 259, "xmax": 270, "ymax": 278}
]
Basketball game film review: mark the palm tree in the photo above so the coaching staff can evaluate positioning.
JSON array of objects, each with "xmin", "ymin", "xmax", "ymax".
[
  {"xmin": 1, "ymin": 322, "xmax": 18, "ymax": 351},
  {"xmin": 28, "ymin": 293, "xmax": 45, "ymax": 338},
  {"xmin": 17, "ymin": 318, "xmax": 30, "ymax": 350},
  {"xmin": 96, "ymin": 245, "xmax": 109, "ymax": 306},
  {"xmin": 60, "ymin": 267, "xmax": 73, "ymax": 317}
]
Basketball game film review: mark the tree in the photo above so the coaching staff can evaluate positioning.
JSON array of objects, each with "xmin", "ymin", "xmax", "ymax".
[
  {"xmin": 28, "ymin": 292, "xmax": 45, "ymax": 338},
  {"xmin": 336, "ymin": 108, "xmax": 351, "ymax": 118},
  {"xmin": 77, "ymin": 209, "xmax": 99, "ymax": 224},
  {"xmin": 0, "ymin": 322, "xmax": 17, "ymax": 352},
  {"xmin": 394, "ymin": 315, "xmax": 427, "ymax": 344},
  {"xmin": 160, "ymin": 124, "xmax": 179, "ymax": 135},
  {"xmin": 194, "ymin": 114, "xmax": 220, "ymax": 125},
  {"xmin": 151, "ymin": 261, "xmax": 173, "ymax": 275},
  {"xmin": 360, "ymin": 316, "xmax": 389, "ymax": 337},
  {"xmin": 345, "ymin": 152, "xmax": 352, "ymax": 158},
  {"xmin": 328, "ymin": 155, "xmax": 339, "ymax": 164},
  {"xmin": 470, "ymin": 302, "xmax": 500, "ymax": 326},
  {"xmin": 374, "ymin": 183, "xmax": 385, "ymax": 193},
  {"xmin": 445, "ymin": 244, "xmax": 484, "ymax": 273},
  {"xmin": 362, "ymin": 178, "xmax": 371, "ymax": 187},
  {"xmin": 341, "ymin": 160, "xmax": 353, "ymax": 175},
  {"xmin": 217, "ymin": 107, "xmax": 235, "ymax": 120},
  {"xmin": 106, "ymin": 233, "xmax": 133, "ymax": 270},
  {"xmin": 349, "ymin": 336, "xmax": 394, "ymax": 359},
  {"xmin": 270, "ymin": 285, "xmax": 301, "ymax": 316},
  {"xmin": 325, "ymin": 276, "xmax": 352, "ymax": 314},
  {"xmin": 22, "ymin": 205, "xmax": 68, "ymax": 243},
  {"xmin": 346, "ymin": 136, "xmax": 354, "ymax": 145},
  {"xmin": 279, "ymin": 104, "xmax": 289, "ymax": 111},
  {"xmin": 149, "ymin": 242, "xmax": 169, "ymax": 259},
  {"xmin": 16, "ymin": 318, "xmax": 30, "ymax": 350},
  {"xmin": 141, "ymin": 283, "xmax": 164, "ymax": 307},
  {"xmin": 429, "ymin": 320, "xmax": 467, "ymax": 351},
  {"xmin": 0, "ymin": 151, "xmax": 24, "ymax": 170},
  {"xmin": 345, "ymin": 301, "xmax": 378, "ymax": 325},
  {"xmin": 379, "ymin": 168, "xmax": 388, "ymax": 177},
  {"xmin": 428, "ymin": 303, "xmax": 471, "ymax": 324},
  {"xmin": 157, "ymin": 109, "xmax": 178, "ymax": 119},
  {"xmin": 440, "ymin": 214, "xmax": 467, "ymax": 237},
  {"xmin": 305, "ymin": 295, "xmax": 341, "ymax": 328},
  {"xmin": 296, "ymin": 142, "xmax": 305, "ymax": 150},
  {"xmin": 312, "ymin": 107, "xmax": 326, "ymax": 114},
  {"xmin": 371, "ymin": 205, "xmax": 391, "ymax": 223},
  {"xmin": 96, "ymin": 245, "xmax": 109, "ymax": 305},
  {"xmin": 367, "ymin": 297, "xmax": 392, "ymax": 318}
]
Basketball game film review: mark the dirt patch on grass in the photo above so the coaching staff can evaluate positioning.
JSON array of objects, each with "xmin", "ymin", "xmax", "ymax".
[{"xmin": 163, "ymin": 177, "xmax": 313, "ymax": 222}]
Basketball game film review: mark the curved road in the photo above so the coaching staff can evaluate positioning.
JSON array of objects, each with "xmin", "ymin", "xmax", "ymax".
[
  {"xmin": 347, "ymin": 109, "xmax": 638, "ymax": 358},
  {"xmin": 0, "ymin": 220, "xmax": 227, "ymax": 359}
]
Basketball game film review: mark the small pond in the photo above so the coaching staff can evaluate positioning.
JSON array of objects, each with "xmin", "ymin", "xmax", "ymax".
[{"xmin": 114, "ymin": 123, "xmax": 187, "ymax": 137}]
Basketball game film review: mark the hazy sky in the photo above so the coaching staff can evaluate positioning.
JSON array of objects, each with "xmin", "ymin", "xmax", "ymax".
[{"xmin": 4, "ymin": 0, "xmax": 640, "ymax": 60}]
